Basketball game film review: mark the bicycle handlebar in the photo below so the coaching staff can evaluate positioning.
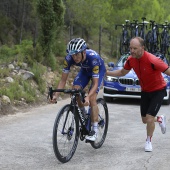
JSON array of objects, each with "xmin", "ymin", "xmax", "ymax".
[{"xmin": 48, "ymin": 87, "xmax": 86, "ymax": 101}]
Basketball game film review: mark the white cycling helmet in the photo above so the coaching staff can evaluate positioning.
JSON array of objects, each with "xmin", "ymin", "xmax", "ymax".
[{"xmin": 66, "ymin": 38, "xmax": 87, "ymax": 55}]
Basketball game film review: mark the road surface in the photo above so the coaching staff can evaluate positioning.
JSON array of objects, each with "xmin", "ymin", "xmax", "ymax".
[{"xmin": 0, "ymin": 92, "xmax": 170, "ymax": 170}]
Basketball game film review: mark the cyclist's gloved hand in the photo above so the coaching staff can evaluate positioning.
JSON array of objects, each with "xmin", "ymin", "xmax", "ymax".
[{"xmin": 49, "ymin": 93, "xmax": 58, "ymax": 104}]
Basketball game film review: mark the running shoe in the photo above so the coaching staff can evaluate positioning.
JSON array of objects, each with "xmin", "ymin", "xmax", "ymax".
[
  {"xmin": 159, "ymin": 115, "xmax": 166, "ymax": 134},
  {"xmin": 145, "ymin": 141, "xmax": 152, "ymax": 152}
]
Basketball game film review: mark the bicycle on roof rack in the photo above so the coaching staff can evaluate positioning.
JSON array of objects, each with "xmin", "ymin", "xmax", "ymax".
[
  {"xmin": 139, "ymin": 17, "xmax": 149, "ymax": 43},
  {"xmin": 115, "ymin": 20, "xmax": 130, "ymax": 55},
  {"xmin": 129, "ymin": 19, "xmax": 139, "ymax": 38},
  {"xmin": 159, "ymin": 21, "xmax": 170, "ymax": 55},
  {"xmin": 48, "ymin": 87, "xmax": 109, "ymax": 163},
  {"xmin": 145, "ymin": 20, "xmax": 160, "ymax": 54}
]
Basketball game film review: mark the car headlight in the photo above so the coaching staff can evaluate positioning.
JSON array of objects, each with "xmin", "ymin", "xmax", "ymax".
[{"xmin": 105, "ymin": 76, "xmax": 118, "ymax": 82}]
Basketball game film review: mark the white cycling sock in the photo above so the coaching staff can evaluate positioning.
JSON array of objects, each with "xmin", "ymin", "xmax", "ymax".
[{"xmin": 93, "ymin": 122, "xmax": 98, "ymax": 133}]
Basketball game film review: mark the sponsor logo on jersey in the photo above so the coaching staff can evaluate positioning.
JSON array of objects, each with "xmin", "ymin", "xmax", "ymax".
[
  {"xmin": 89, "ymin": 52, "xmax": 95, "ymax": 56},
  {"xmin": 92, "ymin": 59, "xmax": 98, "ymax": 65},
  {"xmin": 63, "ymin": 60, "xmax": 68, "ymax": 68},
  {"xmin": 93, "ymin": 65, "xmax": 99, "ymax": 74}
]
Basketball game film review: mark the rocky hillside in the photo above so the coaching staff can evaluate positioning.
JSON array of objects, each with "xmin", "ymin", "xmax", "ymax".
[{"xmin": 0, "ymin": 61, "xmax": 79, "ymax": 115}]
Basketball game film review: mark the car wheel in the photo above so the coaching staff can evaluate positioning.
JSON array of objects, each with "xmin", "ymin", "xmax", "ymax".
[{"xmin": 103, "ymin": 96, "xmax": 113, "ymax": 103}]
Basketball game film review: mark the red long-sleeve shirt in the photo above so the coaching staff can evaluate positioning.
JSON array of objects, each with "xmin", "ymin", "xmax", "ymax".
[{"xmin": 124, "ymin": 51, "xmax": 169, "ymax": 92}]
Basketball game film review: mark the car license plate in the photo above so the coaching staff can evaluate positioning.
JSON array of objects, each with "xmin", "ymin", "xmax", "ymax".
[{"xmin": 126, "ymin": 87, "xmax": 141, "ymax": 92}]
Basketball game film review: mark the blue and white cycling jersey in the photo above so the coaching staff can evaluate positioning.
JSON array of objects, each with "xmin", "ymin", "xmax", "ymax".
[{"xmin": 62, "ymin": 49, "xmax": 106, "ymax": 78}]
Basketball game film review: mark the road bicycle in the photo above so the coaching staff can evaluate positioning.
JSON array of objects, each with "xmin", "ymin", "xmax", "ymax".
[
  {"xmin": 139, "ymin": 17, "xmax": 149, "ymax": 43},
  {"xmin": 160, "ymin": 22, "xmax": 170, "ymax": 55},
  {"xmin": 116, "ymin": 20, "xmax": 130, "ymax": 55},
  {"xmin": 145, "ymin": 20, "xmax": 160, "ymax": 53},
  {"xmin": 129, "ymin": 19, "xmax": 139, "ymax": 38},
  {"xmin": 48, "ymin": 87, "xmax": 109, "ymax": 163}
]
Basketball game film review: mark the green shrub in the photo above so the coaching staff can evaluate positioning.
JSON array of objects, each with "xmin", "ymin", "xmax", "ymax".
[
  {"xmin": 53, "ymin": 39, "xmax": 66, "ymax": 57},
  {"xmin": 0, "ymin": 45, "xmax": 17, "ymax": 63},
  {"xmin": 0, "ymin": 79, "xmax": 38, "ymax": 103},
  {"xmin": 31, "ymin": 62, "xmax": 46, "ymax": 94},
  {"xmin": 0, "ymin": 68, "xmax": 10, "ymax": 78},
  {"xmin": 44, "ymin": 53, "xmax": 57, "ymax": 71}
]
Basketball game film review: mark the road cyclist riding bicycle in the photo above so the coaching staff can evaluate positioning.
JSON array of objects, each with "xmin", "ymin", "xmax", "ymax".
[{"xmin": 50, "ymin": 38, "xmax": 106, "ymax": 141}]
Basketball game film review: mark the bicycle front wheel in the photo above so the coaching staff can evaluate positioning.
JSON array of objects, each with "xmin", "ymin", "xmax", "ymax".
[
  {"xmin": 91, "ymin": 98, "xmax": 109, "ymax": 149},
  {"xmin": 53, "ymin": 104, "xmax": 79, "ymax": 163},
  {"xmin": 119, "ymin": 36, "xmax": 129, "ymax": 55}
]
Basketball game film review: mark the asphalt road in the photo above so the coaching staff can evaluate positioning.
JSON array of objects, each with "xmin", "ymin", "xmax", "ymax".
[{"xmin": 0, "ymin": 91, "xmax": 170, "ymax": 170}]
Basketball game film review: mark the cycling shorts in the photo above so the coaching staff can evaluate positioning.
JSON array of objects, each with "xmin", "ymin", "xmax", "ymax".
[
  {"xmin": 140, "ymin": 88, "xmax": 166, "ymax": 117},
  {"xmin": 73, "ymin": 67, "xmax": 105, "ymax": 93}
]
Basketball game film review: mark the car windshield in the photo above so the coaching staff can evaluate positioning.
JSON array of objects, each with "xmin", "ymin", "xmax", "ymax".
[{"xmin": 116, "ymin": 54, "xmax": 129, "ymax": 67}]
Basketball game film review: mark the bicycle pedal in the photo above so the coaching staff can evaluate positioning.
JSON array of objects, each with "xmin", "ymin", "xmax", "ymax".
[{"xmin": 85, "ymin": 139, "xmax": 93, "ymax": 143}]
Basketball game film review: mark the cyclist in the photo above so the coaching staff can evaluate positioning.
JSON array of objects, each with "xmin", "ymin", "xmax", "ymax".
[
  {"xmin": 106, "ymin": 36, "xmax": 170, "ymax": 152},
  {"xmin": 51, "ymin": 38, "xmax": 106, "ymax": 141}
]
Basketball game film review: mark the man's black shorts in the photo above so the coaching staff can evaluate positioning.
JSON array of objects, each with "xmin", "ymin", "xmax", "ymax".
[{"xmin": 140, "ymin": 88, "xmax": 166, "ymax": 117}]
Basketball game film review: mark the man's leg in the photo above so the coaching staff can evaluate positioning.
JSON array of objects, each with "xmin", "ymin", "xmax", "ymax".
[
  {"xmin": 142, "ymin": 114, "xmax": 155, "ymax": 137},
  {"xmin": 142, "ymin": 115, "xmax": 154, "ymax": 152}
]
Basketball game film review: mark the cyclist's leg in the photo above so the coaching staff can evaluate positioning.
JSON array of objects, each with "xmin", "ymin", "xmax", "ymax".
[
  {"xmin": 73, "ymin": 69, "xmax": 90, "ymax": 110},
  {"xmin": 89, "ymin": 73, "xmax": 104, "ymax": 128},
  {"xmin": 86, "ymin": 68, "xmax": 105, "ymax": 141}
]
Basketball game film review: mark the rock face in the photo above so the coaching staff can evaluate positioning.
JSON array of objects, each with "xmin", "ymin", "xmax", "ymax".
[
  {"xmin": 1, "ymin": 62, "xmax": 39, "ymax": 115},
  {"xmin": 0, "ymin": 61, "xmax": 80, "ymax": 115},
  {"xmin": 2, "ymin": 95, "xmax": 11, "ymax": 104}
]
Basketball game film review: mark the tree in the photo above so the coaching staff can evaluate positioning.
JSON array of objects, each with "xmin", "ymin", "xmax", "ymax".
[{"xmin": 36, "ymin": 0, "xmax": 65, "ymax": 69}]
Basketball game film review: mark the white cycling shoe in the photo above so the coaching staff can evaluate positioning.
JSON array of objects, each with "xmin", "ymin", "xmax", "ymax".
[{"xmin": 85, "ymin": 130, "xmax": 97, "ymax": 141}]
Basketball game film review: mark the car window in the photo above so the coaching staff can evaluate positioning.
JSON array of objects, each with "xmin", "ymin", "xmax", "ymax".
[{"xmin": 116, "ymin": 55, "xmax": 129, "ymax": 67}]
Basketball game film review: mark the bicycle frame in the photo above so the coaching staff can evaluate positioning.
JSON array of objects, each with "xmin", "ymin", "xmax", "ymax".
[{"xmin": 48, "ymin": 87, "xmax": 90, "ymax": 135}]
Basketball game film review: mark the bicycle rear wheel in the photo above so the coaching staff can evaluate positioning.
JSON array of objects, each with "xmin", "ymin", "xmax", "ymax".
[
  {"xmin": 91, "ymin": 98, "xmax": 109, "ymax": 149},
  {"xmin": 53, "ymin": 104, "xmax": 79, "ymax": 163},
  {"xmin": 145, "ymin": 30, "xmax": 152, "ymax": 52},
  {"xmin": 119, "ymin": 36, "xmax": 129, "ymax": 55}
]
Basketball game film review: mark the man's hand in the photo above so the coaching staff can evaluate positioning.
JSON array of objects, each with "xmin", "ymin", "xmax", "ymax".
[{"xmin": 49, "ymin": 93, "xmax": 58, "ymax": 104}]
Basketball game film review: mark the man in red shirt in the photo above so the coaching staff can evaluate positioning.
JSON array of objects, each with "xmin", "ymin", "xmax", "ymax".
[{"xmin": 106, "ymin": 37, "xmax": 170, "ymax": 152}]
